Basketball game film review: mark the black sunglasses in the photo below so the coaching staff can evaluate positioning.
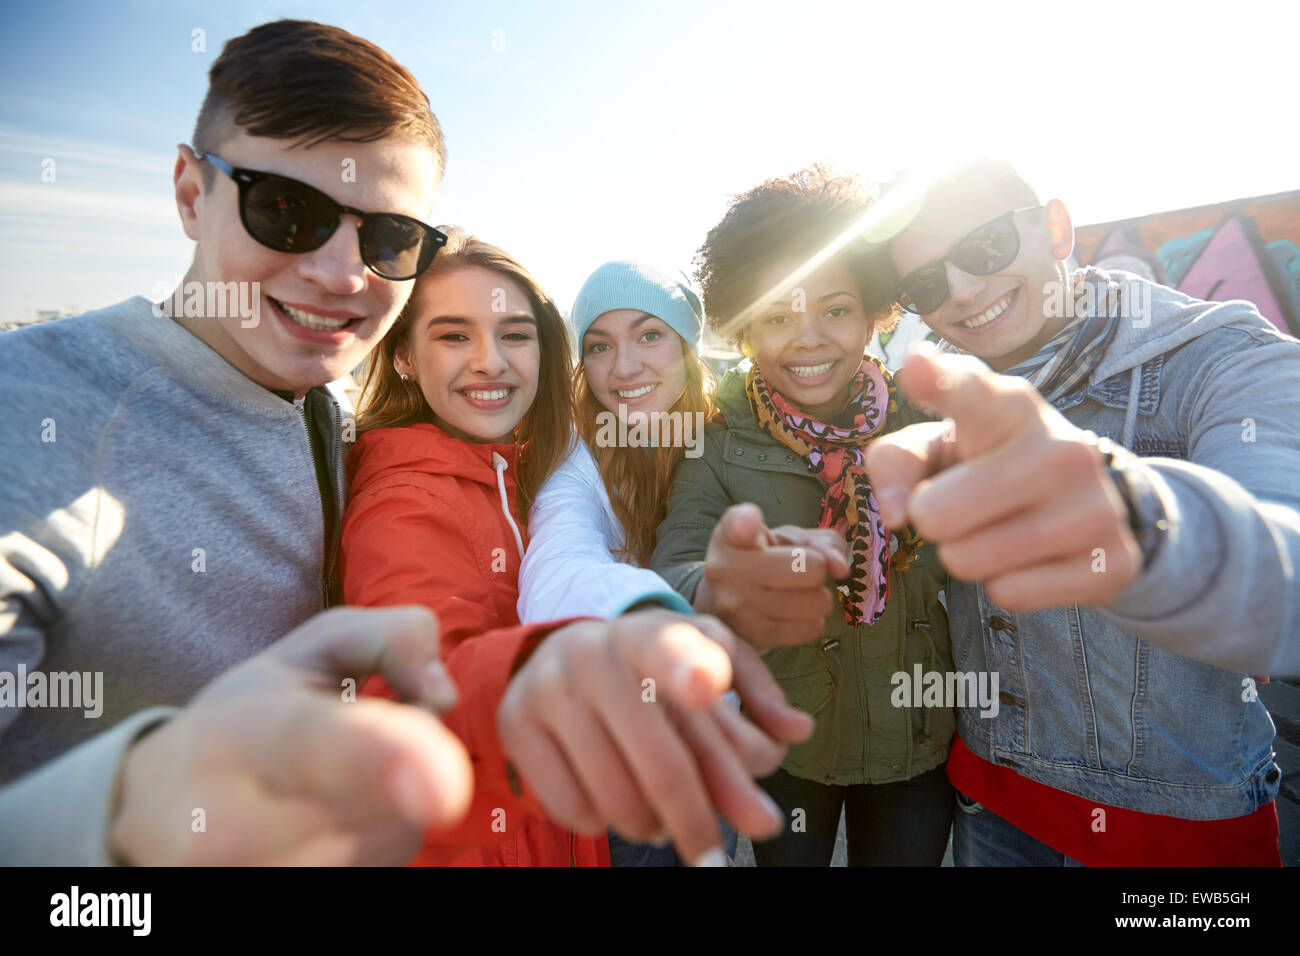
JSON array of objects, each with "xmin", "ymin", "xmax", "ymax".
[
  {"xmin": 894, "ymin": 205, "xmax": 1043, "ymax": 315},
  {"xmin": 200, "ymin": 153, "xmax": 447, "ymax": 281}
]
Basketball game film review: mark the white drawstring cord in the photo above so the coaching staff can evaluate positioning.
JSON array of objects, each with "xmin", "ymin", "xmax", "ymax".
[{"xmin": 493, "ymin": 451, "xmax": 526, "ymax": 559}]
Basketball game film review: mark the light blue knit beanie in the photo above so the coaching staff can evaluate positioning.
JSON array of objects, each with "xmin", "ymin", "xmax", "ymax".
[{"xmin": 571, "ymin": 261, "xmax": 704, "ymax": 354}]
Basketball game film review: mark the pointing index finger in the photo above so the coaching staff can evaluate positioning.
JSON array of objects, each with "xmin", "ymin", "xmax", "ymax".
[
  {"xmin": 895, "ymin": 349, "xmax": 1041, "ymax": 459},
  {"xmin": 619, "ymin": 614, "xmax": 733, "ymax": 712},
  {"xmin": 714, "ymin": 503, "xmax": 776, "ymax": 552}
]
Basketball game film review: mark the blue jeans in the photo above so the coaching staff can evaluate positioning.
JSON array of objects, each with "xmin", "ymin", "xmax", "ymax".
[
  {"xmin": 953, "ymin": 791, "xmax": 1086, "ymax": 866},
  {"xmin": 607, "ymin": 819, "xmax": 739, "ymax": 867}
]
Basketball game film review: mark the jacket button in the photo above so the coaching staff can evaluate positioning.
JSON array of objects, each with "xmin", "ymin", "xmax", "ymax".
[
  {"xmin": 890, "ymin": 763, "xmax": 904, "ymax": 773},
  {"xmin": 989, "ymin": 615, "xmax": 1015, "ymax": 631},
  {"xmin": 785, "ymin": 453, "xmax": 796, "ymax": 462},
  {"xmin": 734, "ymin": 448, "xmax": 744, "ymax": 457},
  {"xmin": 758, "ymin": 452, "xmax": 768, "ymax": 461},
  {"xmin": 998, "ymin": 691, "xmax": 1025, "ymax": 707}
]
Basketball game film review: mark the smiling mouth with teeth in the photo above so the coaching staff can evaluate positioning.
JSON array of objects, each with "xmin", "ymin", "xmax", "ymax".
[
  {"xmin": 958, "ymin": 290, "xmax": 1017, "ymax": 329},
  {"xmin": 788, "ymin": 360, "xmax": 836, "ymax": 378},
  {"xmin": 616, "ymin": 384, "xmax": 658, "ymax": 399},
  {"xmin": 462, "ymin": 388, "xmax": 512, "ymax": 401},
  {"xmin": 275, "ymin": 298, "xmax": 358, "ymax": 332}
]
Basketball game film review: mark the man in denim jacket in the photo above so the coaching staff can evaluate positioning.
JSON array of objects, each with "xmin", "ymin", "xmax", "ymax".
[{"xmin": 868, "ymin": 159, "xmax": 1299, "ymax": 865}]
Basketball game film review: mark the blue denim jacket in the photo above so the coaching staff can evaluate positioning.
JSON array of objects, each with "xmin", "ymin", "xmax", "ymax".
[{"xmin": 953, "ymin": 272, "xmax": 1300, "ymax": 819}]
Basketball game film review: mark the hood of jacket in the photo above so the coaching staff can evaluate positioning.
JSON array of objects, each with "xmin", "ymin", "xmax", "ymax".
[
  {"xmin": 1083, "ymin": 268, "xmax": 1258, "ymax": 383},
  {"xmin": 348, "ymin": 422, "xmax": 520, "ymax": 501},
  {"xmin": 1048, "ymin": 268, "xmax": 1268, "ymax": 449}
]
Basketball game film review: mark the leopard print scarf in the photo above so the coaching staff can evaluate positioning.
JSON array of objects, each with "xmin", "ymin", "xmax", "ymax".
[{"xmin": 746, "ymin": 355, "xmax": 921, "ymax": 627}]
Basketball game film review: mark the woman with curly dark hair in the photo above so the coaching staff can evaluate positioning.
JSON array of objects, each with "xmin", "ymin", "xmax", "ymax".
[{"xmin": 651, "ymin": 165, "xmax": 956, "ymax": 866}]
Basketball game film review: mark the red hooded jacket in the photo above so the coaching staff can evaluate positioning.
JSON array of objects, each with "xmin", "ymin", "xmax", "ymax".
[{"xmin": 341, "ymin": 422, "xmax": 609, "ymax": 866}]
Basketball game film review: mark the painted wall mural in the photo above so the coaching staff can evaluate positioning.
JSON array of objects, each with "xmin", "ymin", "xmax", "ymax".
[
  {"xmin": 1075, "ymin": 189, "xmax": 1300, "ymax": 339},
  {"xmin": 872, "ymin": 189, "xmax": 1300, "ymax": 370}
]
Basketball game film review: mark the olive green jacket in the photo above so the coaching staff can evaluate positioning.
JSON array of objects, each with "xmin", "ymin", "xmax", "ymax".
[{"xmin": 651, "ymin": 365, "xmax": 955, "ymax": 786}]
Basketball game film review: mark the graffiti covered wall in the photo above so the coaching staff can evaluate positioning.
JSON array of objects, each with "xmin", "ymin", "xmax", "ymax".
[{"xmin": 1075, "ymin": 189, "xmax": 1300, "ymax": 339}]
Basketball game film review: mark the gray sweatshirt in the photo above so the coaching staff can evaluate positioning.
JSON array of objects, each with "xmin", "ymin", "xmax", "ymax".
[{"xmin": 0, "ymin": 297, "xmax": 347, "ymax": 864}]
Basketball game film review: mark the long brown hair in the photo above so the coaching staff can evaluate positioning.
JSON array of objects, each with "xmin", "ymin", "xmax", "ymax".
[
  {"xmin": 355, "ymin": 227, "xmax": 575, "ymax": 514},
  {"xmin": 575, "ymin": 341, "xmax": 715, "ymax": 567}
]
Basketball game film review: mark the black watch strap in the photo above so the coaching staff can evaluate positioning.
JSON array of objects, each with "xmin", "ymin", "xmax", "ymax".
[{"xmin": 1095, "ymin": 436, "xmax": 1168, "ymax": 570}]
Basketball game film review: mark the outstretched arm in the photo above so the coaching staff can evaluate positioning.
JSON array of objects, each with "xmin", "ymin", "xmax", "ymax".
[
  {"xmin": 518, "ymin": 439, "xmax": 689, "ymax": 623},
  {"xmin": 866, "ymin": 342, "xmax": 1300, "ymax": 676}
]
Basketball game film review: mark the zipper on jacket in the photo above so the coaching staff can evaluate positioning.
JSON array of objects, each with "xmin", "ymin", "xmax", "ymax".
[
  {"xmin": 294, "ymin": 394, "xmax": 332, "ymax": 607},
  {"xmin": 322, "ymin": 394, "xmax": 345, "ymax": 605},
  {"xmin": 855, "ymin": 610, "xmax": 870, "ymax": 777},
  {"xmin": 899, "ymin": 582, "xmax": 913, "ymax": 773},
  {"xmin": 913, "ymin": 619, "xmax": 937, "ymax": 741}
]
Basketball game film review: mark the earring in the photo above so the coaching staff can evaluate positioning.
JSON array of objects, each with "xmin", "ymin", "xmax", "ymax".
[{"xmin": 399, "ymin": 372, "xmax": 410, "ymax": 382}]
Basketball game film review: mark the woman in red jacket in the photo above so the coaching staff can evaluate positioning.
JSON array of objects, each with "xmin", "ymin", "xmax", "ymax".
[
  {"xmin": 342, "ymin": 227, "xmax": 816, "ymax": 867},
  {"xmin": 341, "ymin": 227, "xmax": 596, "ymax": 865}
]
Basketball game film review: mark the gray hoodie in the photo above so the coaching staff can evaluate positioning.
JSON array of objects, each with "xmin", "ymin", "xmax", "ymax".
[{"xmin": 0, "ymin": 297, "xmax": 348, "ymax": 864}]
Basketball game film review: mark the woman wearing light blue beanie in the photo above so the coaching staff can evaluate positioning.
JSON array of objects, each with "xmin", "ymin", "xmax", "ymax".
[
  {"xmin": 516, "ymin": 260, "xmax": 734, "ymax": 865},
  {"xmin": 519, "ymin": 259, "xmax": 715, "ymax": 618}
]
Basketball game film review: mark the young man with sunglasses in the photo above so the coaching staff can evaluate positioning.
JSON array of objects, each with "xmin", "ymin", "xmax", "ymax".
[
  {"xmin": 0, "ymin": 19, "xmax": 459, "ymax": 867},
  {"xmin": 866, "ymin": 158, "xmax": 1300, "ymax": 866},
  {"xmin": 1, "ymin": 20, "xmax": 802, "ymax": 867}
]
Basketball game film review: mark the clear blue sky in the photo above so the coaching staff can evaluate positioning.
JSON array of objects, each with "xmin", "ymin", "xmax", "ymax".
[{"xmin": 2, "ymin": 0, "xmax": 1297, "ymax": 320}]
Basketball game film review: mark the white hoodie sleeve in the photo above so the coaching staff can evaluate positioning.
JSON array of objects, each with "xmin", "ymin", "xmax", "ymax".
[{"xmin": 518, "ymin": 438, "xmax": 692, "ymax": 624}]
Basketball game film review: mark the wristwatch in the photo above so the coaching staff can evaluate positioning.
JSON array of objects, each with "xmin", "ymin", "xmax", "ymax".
[{"xmin": 1094, "ymin": 436, "xmax": 1169, "ymax": 570}]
